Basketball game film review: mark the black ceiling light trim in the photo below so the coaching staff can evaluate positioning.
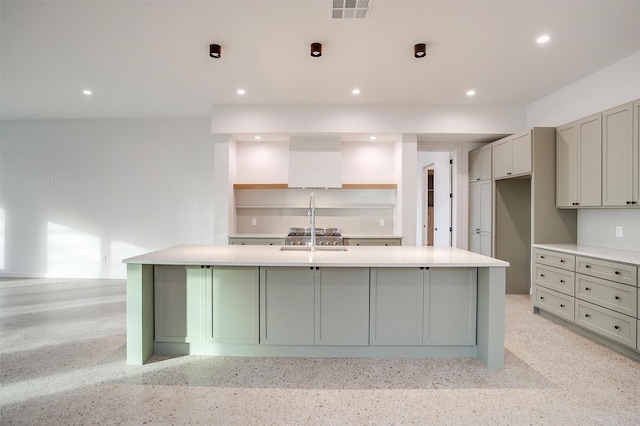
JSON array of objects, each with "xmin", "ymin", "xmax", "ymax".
[
  {"xmin": 209, "ymin": 44, "xmax": 221, "ymax": 58},
  {"xmin": 310, "ymin": 42, "xmax": 322, "ymax": 57},
  {"xmin": 414, "ymin": 43, "xmax": 427, "ymax": 58}
]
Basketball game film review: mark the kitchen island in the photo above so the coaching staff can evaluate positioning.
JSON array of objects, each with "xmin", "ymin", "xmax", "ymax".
[{"xmin": 124, "ymin": 245, "xmax": 508, "ymax": 369}]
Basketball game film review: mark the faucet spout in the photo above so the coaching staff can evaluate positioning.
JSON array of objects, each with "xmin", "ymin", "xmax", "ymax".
[{"xmin": 308, "ymin": 192, "xmax": 316, "ymax": 252}]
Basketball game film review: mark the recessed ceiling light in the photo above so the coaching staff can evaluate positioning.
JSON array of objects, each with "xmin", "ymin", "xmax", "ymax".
[
  {"xmin": 369, "ymin": 136, "xmax": 377, "ymax": 140},
  {"xmin": 466, "ymin": 90, "xmax": 476, "ymax": 97},
  {"xmin": 352, "ymin": 88, "xmax": 361, "ymax": 95},
  {"xmin": 537, "ymin": 34, "xmax": 550, "ymax": 44},
  {"xmin": 237, "ymin": 89, "xmax": 246, "ymax": 95},
  {"xmin": 254, "ymin": 135, "xmax": 262, "ymax": 140},
  {"xmin": 82, "ymin": 90, "xmax": 92, "ymax": 95}
]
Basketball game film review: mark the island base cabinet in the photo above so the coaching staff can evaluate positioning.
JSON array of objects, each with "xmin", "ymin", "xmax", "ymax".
[
  {"xmin": 155, "ymin": 266, "xmax": 207, "ymax": 343},
  {"xmin": 370, "ymin": 268, "xmax": 424, "ymax": 345},
  {"xmin": 210, "ymin": 267, "xmax": 259, "ymax": 344},
  {"xmin": 370, "ymin": 267, "xmax": 477, "ymax": 346},
  {"xmin": 315, "ymin": 268, "xmax": 370, "ymax": 345},
  {"xmin": 260, "ymin": 267, "xmax": 315, "ymax": 345},
  {"xmin": 424, "ymin": 269, "xmax": 477, "ymax": 345}
]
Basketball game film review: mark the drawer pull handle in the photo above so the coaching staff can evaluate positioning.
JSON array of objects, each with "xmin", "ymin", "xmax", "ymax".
[
  {"xmin": 560, "ymin": 304, "xmax": 565, "ymax": 308},
  {"xmin": 585, "ymin": 287, "xmax": 591, "ymax": 291},
  {"xmin": 585, "ymin": 265, "xmax": 591, "ymax": 269},
  {"xmin": 614, "ymin": 271, "xmax": 620, "ymax": 275},
  {"xmin": 614, "ymin": 325, "xmax": 620, "ymax": 330},
  {"xmin": 585, "ymin": 314, "xmax": 591, "ymax": 318},
  {"xmin": 614, "ymin": 296, "xmax": 620, "ymax": 300}
]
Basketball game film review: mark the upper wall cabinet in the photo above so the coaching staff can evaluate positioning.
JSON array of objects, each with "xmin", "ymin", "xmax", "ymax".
[
  {"xmin": 492, "ymin": 131, "xmax": 532, "ymax": 179},
  {"xmin": 556, "ymin": 113, "xmax": 602, "ymax": 207},
  {"xmin": 602, "ymin": 102, "xmax": 638, "ymax": 206},
  {"xmin": 469, "ymin": 144, "xmax": 492, "ymax": 182}
]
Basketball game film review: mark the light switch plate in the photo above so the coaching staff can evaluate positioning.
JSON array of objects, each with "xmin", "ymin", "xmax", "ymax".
[{"xmin": 615, "ymin": 226, "xmax": 623, "ymax": 237}]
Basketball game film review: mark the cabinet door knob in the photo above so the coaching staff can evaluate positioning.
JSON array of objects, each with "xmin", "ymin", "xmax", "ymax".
[
  {"xmin": 614, "ymin": 271, "xmax": 620, "ymax": 275},
  {"xmin": 540, "ymin": 255, "xmax": 545, "ymax": 259},
  {"xmin": 585, "ymin": 314, "xmax": 591, "ymax": 318},
  {"xmin": 614, "ymin": 296, "xmax": 620, "ymax": 300},
  {"xmin": 540, "ymin": 296, "xmax": 545, "ymax": 300},
  {"xmin": 585, "ymin": 265, "xmax": 591, "ymax": 269},
  {"xmin": 626, "ymin": 201, "xmax": 632, "ymax": 205},
  {"xmin": 560, "ymin": 259, "xmax": 565, "ymax": 263},
  {"xmin": 614, "ymin": 325, "xmax": 620, "ymax": 330},
  {"xmin": 560, "ymin": 304, "xmax": 565, "ymax": 308},
  {"xmin": 560, "ymin": 280, "xmax": 565, "ymax": 283},
  {"xmin": 540, "ymin": 274, "xmax": 545, "ymax": 277},
  {"xmin": 585, "ymin": 287, "xmax": 590, "ymax": 291}
]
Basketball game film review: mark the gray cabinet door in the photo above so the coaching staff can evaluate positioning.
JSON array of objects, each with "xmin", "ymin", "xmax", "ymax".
[
  {"xmin": 492, "ymin": 138, "xmax": 512, "ymax": 179},
  {"xmin": 511, "ymin": 131, "xmax": 532, "ymax": 176},
  {"xmin": 370, "ymin": 268, "xmax": 424, "ymax": 345},
  {"xmin": 603, "ymin": 102, "xmax": 634, "ymax": 206},
  {"xmin": 210, "ymin": 266, "xmax": 259, "ymax": 344},
  {"xmin": 260, "ymin": 267, "xmax": 315, "ymax": 345},
  {"xmin": 423, "ymin": 268, "xmax": 477, "ymax": 345},
  {"xmin": 155, "ymin": 266, "xmax": 207, "ymax": 343},
  {"xmin": 315, "ymin": 268, "xmax": 369, "ymax": 345},
  {"xmin": 556, "ymin": 114, "xmax": 602, "ymax": 207}
]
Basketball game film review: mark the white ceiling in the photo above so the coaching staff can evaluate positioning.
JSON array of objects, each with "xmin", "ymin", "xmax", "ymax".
[{"xmin": 1, "ymin": 0, "xmax": 639, "ymax": 123}]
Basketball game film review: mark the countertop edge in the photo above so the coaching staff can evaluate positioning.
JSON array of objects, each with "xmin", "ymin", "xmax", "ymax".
[{"xmin": 533, "ymin": 244, "xmax": 640, "ymax": 266}]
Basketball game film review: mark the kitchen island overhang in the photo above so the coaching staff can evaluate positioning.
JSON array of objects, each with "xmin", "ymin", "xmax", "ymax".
[{"xmin": 124, "ymin": 245, "xmax": 509, "ymax": 369}]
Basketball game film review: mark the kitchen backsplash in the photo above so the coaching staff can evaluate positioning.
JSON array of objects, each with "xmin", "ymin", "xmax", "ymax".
[{"xmin": 577, "ymin": 209, "xmax": 640, "ymax": 252}]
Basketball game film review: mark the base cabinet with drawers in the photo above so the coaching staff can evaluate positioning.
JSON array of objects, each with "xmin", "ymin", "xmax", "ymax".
[{"xmin": 533, "ymin": 246, "xmax": 639, "ymax": 356}]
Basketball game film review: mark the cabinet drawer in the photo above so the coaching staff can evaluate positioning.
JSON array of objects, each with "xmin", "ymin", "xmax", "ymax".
[
  {"xmin": 575, "ymin": 300, "xmax": 637, "ymax": 349},
  {"xmin": 534, "ymin": 286, "xmax": 574, "ymax": 322},
  {"xmin": 576, "ymin": 256, "xmax": 637, "ymax": 287},
  {"xmin": 576, "ymin": 274, "xmax": 637, "ymax": 317},
  {"xmin": 533, "ymin": 248, "xmax": 575, "ymax": 271},
  {"xmin": 534, "ymin": 264, "xmax": 574, "ymax": 296}
]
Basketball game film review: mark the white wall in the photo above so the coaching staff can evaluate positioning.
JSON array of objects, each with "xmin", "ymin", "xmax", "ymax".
[
  {"xmin": 0, "ymin": 118, "xmax": 215, "ymax": 278},
  {"xmin": 527, "ymin": 50, "xmax": 640, "ymax": 127}
]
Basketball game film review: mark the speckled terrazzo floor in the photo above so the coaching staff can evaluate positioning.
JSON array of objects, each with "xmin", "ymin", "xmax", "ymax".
[{"xmin": 1, "ymin": 278, "xmax": 640, "ymax": 425}]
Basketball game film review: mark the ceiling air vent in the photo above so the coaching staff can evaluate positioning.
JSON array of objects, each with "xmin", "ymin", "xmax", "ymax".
[{"xmin": 332, "ymin": 0, "xmax": 371, "ymax": 19}]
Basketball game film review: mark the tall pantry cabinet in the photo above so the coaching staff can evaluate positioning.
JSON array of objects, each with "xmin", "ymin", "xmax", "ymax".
[
  {"xmin": 469, "ymin": 128, "xmax": 577, "ymax": 294},
  {"xmin": 468, "ymin": 144, "xmax": 492, "ymax": 256}
]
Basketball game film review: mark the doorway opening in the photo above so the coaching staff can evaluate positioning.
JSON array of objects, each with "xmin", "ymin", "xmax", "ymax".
[{"xmin": 417, "ymin": 151, "xmax": 454, "ymax": 247}]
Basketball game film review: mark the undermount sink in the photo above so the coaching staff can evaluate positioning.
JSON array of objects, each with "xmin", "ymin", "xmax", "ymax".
[{"xmin": 279, "ymin": 246, "xmax": 348, "ymax": 252}]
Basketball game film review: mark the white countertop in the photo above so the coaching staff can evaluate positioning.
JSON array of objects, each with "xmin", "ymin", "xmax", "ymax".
[
  {"xmin": 227, "ymin": 234, "xmax": 404, "ymax": 239},
  {"xmin": 533, "ymin": 244, "xmax": 640, "ymax": 266},
  {"xmin": 124, "ymin": 245, "xmax": 509, "ymax": 268}
]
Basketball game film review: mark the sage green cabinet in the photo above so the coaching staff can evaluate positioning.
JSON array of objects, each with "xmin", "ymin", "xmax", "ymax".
[
  {"xmin": 315, "ymin": 268, "xmax": 370, "ymax": 345},
  {"xmin": 260, "ymin": 266, "xmax": 370, "ymax": 345},
  {"xmin": 260, "ymin": 267, "xmax": 315, "ymax": 345},
  {"xmin": 424, "ymin": 268, "xmax": 477, "ymax": 345},
  {"xmin": 556, "ymin": 114, "xmax": 602, "ymax": 207},
  {"xmin": 370, "ymin": 267, "xmax": 477, "ymax": 346},
  {"xmin": 492, "ymin": 131, "xmax": 532, "ymax": 179},
  {"xmin": 210, "ymin": 266, "xmax": 259, "ymax": 344},
  {"xmin": 228, "ymin": 237, "xmax": 285, "ymax": 245},
  {"xmin": 343, "ymin": 237, "xmax": 401, "ymax": 246},
  {"xmin": 468, "ymin": 180, "xmax": 492, "ymax": 256},
  {"xmin": 370, "ymin": 268, "xmax": 424, "ymax": 345},
  {"xmin": 154, "ymin": 266, "xmax": 207, "ymax": 343},
  {"xmin": 469, "ymin": 144, "xmax": 492, "ymax": 182},
  {"xmin": 602, "ymin": 101, "xmax": 638, "ymax": 206}
]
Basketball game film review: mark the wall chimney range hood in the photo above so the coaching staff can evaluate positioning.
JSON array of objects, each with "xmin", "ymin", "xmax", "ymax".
[{"xmin": 288, "ymin": 137, "xmax": 342, "ymax": 188}]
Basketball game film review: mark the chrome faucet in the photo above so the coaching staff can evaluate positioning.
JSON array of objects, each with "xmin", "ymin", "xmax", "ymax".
[{"xmin": 308, "ymin": 191, "xmax": 316, "ymax": 252}]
